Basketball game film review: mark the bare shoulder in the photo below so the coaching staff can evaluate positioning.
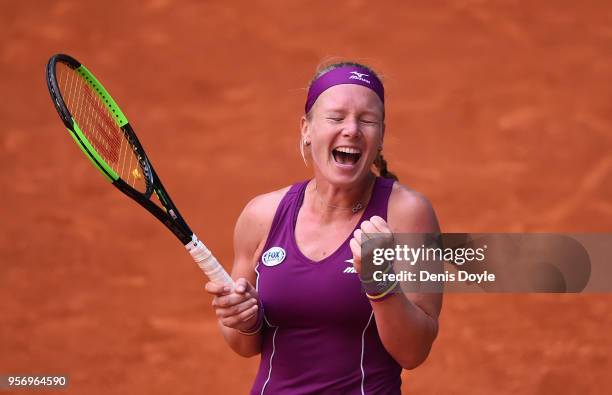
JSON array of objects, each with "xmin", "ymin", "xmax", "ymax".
[
  {"xmin": 387, "ymin": 181, "xmax": 440, "ymax": 233},
  {"xmin": 388, "ymin": 182, "xmax": 443, "ymax": 320},
  {"xmin": 233, "ymin": 185, "xmax": 292, "ymax": 263},
  {"xmin": 240, "ymin": 185, "xmax": 291, "ymax": 228}
]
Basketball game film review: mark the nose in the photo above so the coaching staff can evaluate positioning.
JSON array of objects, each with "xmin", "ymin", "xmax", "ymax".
[{"xmin": 341, "ymin": 117, "xmax": 360, "ymax": 138}]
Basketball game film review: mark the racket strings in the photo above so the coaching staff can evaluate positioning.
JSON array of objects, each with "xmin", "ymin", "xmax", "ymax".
[{"xmin": 57, "ymin": 62, "xmax": 147, "ymax": 192}]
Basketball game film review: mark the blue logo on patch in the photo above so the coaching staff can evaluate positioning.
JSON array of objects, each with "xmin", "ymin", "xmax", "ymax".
[{"xmin": 262, "ymin": 247, "xmax": 286, "ymax": 267}]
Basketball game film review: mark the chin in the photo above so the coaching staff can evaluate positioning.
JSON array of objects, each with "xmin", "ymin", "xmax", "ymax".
[{"xmin": 325, "ymin": 167, "xmax": 370, "ymax": 186}]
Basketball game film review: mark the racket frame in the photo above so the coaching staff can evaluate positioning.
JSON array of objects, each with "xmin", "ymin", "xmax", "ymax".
[{"xmin": 46, "ymin": 53, "xmax": 194, "ymax": 245}]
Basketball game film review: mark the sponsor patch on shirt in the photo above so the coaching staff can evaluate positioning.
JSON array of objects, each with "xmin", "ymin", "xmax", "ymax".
[{"xmin": 262, "ymin": 246, "xmax": 286, "ymax": 267}]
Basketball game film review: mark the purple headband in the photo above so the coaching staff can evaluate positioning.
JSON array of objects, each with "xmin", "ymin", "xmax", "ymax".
[{"xmin": 305, "ymin": 66, "xmax": 385, "ymax": 113}]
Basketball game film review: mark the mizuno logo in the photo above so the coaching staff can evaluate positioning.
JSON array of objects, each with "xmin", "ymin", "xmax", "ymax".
[
  {"xmin": 349, "ymin": 71, "xmax": 370, "ymax": 84},
  {"xmin": 343, "ymin": 267, "xmax": 357, "ymax": 274},
  {"xmin": 351, "ymin": 71, "xmax": 368, "ymax": 79}
]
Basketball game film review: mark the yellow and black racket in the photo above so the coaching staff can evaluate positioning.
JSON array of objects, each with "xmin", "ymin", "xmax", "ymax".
[{"xmin": 45, "ymin": 53, "xmax": 233, "ymax": 286}]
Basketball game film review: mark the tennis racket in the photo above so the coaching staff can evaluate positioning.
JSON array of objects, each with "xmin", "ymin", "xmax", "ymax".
[{"xmin": 45, "ymin": 53, "xmax": 233, "ymax": 287}]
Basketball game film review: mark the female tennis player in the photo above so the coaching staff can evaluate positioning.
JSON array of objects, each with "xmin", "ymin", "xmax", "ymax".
[{"xmin": 205, "ymin": 62, "xmax": 442, "ymax": 394}]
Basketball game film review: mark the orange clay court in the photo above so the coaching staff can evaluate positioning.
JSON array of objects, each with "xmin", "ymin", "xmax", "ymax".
[{"xmin": 1, "ymin": 1, "xmax": 611, "ymax": 394}]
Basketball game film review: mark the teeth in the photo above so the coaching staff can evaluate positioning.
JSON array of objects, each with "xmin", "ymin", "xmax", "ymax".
[{"xmin": 334, "ymin": 146, "xmax": 361, "ymax": 154}]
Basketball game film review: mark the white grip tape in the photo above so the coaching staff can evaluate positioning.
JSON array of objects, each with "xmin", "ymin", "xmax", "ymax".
[{"xmin": 186, "ymin": 235, "xmax": 233, "ymax": 286}]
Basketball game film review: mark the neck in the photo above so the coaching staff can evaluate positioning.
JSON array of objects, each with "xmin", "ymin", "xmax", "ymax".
[{"xmin": 308, "ymin": 173, "xmax": 376, "ymax": 218}]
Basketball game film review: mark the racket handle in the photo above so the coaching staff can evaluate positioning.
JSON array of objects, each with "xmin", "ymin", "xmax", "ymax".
[{"xmin": 186, "ymin": 234, "xmax": 234, "ymax": 287}]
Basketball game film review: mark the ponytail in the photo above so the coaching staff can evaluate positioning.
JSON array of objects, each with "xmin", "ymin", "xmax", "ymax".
[{"xmin": 374, "ymin": 153, "xmax": 398, "ymax": 181}]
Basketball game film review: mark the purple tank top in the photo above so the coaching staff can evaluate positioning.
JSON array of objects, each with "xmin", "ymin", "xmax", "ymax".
[{"xmin": 251, "ymin": 177, "xmax": 401, "ymax": 395}]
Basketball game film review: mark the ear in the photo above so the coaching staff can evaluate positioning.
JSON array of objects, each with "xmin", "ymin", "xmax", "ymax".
[
  {"xmin": 381, "ymin": 122, "xmax": 386, "ymax": 144},
  {"xmin": 300, "ymin": 115, "xmax": 311, "ymax": 142}
]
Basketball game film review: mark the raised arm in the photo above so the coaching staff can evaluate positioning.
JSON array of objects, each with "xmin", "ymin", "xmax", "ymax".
[
  {"xmin": 350, "ymin": 183, "xmax": 443, "ymax": 369},
  {"xmin": 204, "ymin": 188, "xmax": 287, "ymax": 357}
]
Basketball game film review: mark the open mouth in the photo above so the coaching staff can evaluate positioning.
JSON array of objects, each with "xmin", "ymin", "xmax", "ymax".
[{"xmin": 332, "ymin": 146, "xmax": 362, "ymax": 166}]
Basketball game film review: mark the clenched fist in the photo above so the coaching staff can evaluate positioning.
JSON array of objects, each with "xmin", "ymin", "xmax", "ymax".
[{"xmin": 349, "ymin": 215, "xmax": 394, "ymax": 274}]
